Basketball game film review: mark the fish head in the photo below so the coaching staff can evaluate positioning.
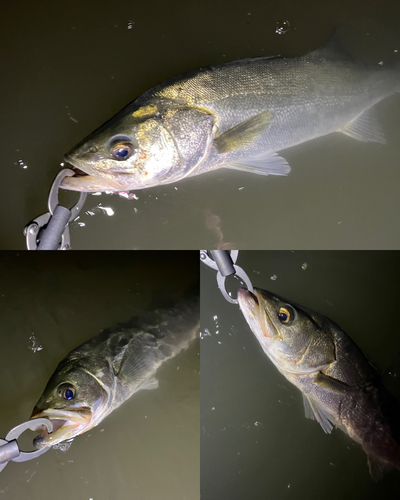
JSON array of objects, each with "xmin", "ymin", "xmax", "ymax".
[
  {"xmin": 30, "ymin": 359, "xmax": 110, "ymax": 448},
  {"xmin": 61, "ymin": 101, "xmax": 216, "ymax": 192},
  {"xmin": 238, "ymin": 288, "xmax": 324, "ymax": 370}
]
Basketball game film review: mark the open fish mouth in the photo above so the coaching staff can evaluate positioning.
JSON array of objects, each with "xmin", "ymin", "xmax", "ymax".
[
  {"xmin": 61, "ymin": 155, "xmax": 127, "ymax": 192},
  {"xmin": 63, "ymin": 154, "xmax": 89, "ymax": 176},
  {"xmin": 30, "ymin": 407, "xmax": 93, "ymax": 448},
  {"xmin": 67, "ymin": 166, "xmax": 88, "ymax": 178}
]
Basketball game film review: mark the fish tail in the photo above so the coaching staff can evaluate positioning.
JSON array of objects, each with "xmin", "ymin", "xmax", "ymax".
[{"xmin": 146, "ymin": 295, "xmax": 200, "ymax": 353}]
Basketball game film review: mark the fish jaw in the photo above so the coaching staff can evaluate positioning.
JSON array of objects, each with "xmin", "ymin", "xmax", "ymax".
[
  {"xmin": 61, "ymin": 155, "xmax": 131, "ymax": 192},
  {"xmin": 61, "ymin": 153, "xmax": 165, "ymax": 192},
  {"xmin": 30, "ymin": 406, "xmax": 93, "ymax": 448},
  {"xmin": 238, "ymin": 288, "xmax": 275, "ymax": 341},
  {"xmin": 60, "ymin": 172, "xmax": 123, "ymax": 192}
]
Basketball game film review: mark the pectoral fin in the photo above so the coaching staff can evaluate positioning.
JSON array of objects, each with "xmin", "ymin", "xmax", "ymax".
[
  {"xmin": 214, "ymin": 111, "xmax": 273, "ymax": 153},
  {"xmin": 302, "ymin": 394, "xmax": 334, "ymax": 434},
  {"xmin": 118, "ymin": 351, "xmax": 154, "ymax": 382},
  {"xmin": 224, "ymin": 152, "xmax": 291, "ymax": 176},
  {"xmin": 339, "ymin": 110, "xmax": 386, "ymax": 144},
  {"xmin": 314, "ymin": 372, "xmax": 355, "ymax": 394}
]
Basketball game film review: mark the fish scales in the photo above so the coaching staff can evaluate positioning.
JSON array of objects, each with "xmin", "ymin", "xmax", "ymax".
[
  {"xmin": 238, "ymin": 287, "xmax": 400, "ymax": 479},
  {"xmin": 61, "ymin": 39, "xmax": 400, "ymax": 192},
  {"xmin": 30, "ymin": 297, "xmax": 199, "ymax": 448}
]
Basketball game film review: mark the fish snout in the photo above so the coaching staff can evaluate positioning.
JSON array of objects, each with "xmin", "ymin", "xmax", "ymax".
[{"xmin": 237, "ymin": 288, "xmax": 259, "ymax": 308}]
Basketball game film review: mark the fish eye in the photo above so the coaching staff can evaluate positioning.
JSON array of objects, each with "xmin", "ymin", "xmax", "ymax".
[
  {"xmin": 110, "ymin": 141, "xmax": 135, "ymax": 160},
  {"xmin": 58, "ymin": 384, "xmax": 76, "ymax": 400},
  {"xmin": 278, "ymin": 305, "xmax": 295, "ymax": 325}
]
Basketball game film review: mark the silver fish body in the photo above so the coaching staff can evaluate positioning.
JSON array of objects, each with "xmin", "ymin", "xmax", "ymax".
[
  {"xmin": 30, "ymin": 297, "xmax": 199, "ymax": 448},
  {"xmin": 238, "ymin": 287, "xmax": 400, "ymax": 479},
  {"xmin": 62, "ymin": 39, "xmax": 400, "ymax": 192}
]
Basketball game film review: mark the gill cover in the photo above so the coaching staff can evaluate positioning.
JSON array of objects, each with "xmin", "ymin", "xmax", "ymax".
[{"xmin": 62, "ymin": 103, "xmax": 216, "ymax": 191}]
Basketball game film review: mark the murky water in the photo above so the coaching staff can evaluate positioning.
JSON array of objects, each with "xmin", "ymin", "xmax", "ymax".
[
  {"xmin": 2, "ymin": 0, "xmax": 400, "ymax": 249},
  {"xmin": 201, "ymin": 251, "xmax": 400, "ymax": 500},
  {"xmin": 0, "ymin": 252, "xmax": 199, "ymax": 500}
]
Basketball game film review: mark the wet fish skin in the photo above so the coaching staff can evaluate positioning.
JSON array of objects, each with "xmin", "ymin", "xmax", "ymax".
[
  {"xmin": 238, "ymin": 287, "xmax": 400, "ymax": 479},
  {"xmin": 30, "ymin": 296, "xmax": 199, "ymax": 448},
  {"xmin": 61, "ymin": 38, "xmax": 400, "ymax": 192}
]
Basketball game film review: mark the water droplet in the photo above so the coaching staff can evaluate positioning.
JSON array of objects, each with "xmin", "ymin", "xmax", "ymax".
[
  {"xmin": 275, "ymin": 20, "xmax": 290, "ymax": 35},
  {"xmin": 127, "ymin": 21, "xmax": 134, "ymax": 29},
  {"xmin": 301, "ymin": 262, "xmax": 308, "ymax": 270},
  {"xmin": 270, "ymin": 274, "xmax": 277, "ymax": 281},
  {"xmin": 28, "ymin": 333, "xmax": 43, "ymax": 353},
  {"xmin": 16, "ymin": 158, "xmax": 28, "ymax": 169},
  {"xmin": 53, "ymin": 441, "xmax": 73, "ymax": 452}
]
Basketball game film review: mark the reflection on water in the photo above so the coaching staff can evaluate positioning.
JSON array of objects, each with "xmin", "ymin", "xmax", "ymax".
[
  {"xmin": 201, "ymin": 251, "xmax": 400, "ymax": 500},
  {"xmin": 0, "ymin": 252, "xmax": 199, "ymax": 500}
]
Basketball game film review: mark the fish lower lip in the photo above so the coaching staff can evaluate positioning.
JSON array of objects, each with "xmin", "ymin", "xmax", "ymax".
[
  {"xmin": 33, "ymin": 418, "xmax": 67, "ymax": 436},
  {"xmin": 30, "ymin": 407, "xmax": 92, "ymax": 425},
  {"xmin": 31, "ymin": 418, "xmax": 67, "ymax": 448}
]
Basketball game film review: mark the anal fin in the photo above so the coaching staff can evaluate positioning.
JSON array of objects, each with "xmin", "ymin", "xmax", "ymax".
[
  {"xmin": 302, "ymin": 393, "xmax": 334, "ymax": 434},
  {"xmin": 339, "ymin": 110, "xmax": 386, "ymax": 144},
  {"xmin": 224, "ymin": 152, "xmax": 291, "ymax": 176}
]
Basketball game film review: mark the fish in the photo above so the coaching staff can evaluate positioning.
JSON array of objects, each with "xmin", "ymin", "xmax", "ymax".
[
  {"xmin": 61, "ymin": 36, "xmax": 400, "ymax": 193},
  {"xmin": 30, "ymin": 296, "xmax": 199, "ymax": 448},
  {"xmin": 237, "ymin": 287, "xmax": 400, "ymax": 479}
]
